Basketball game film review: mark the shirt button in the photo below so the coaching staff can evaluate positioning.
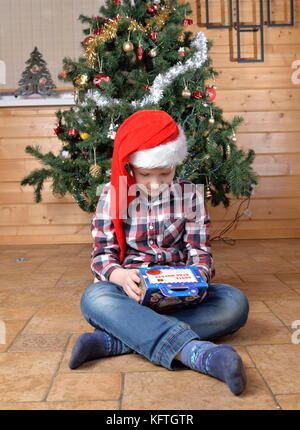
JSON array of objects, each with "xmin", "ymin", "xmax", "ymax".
[
  {"xmin": 149, "ymin": 240, "xmax": 154, "ymax": 245},
  {"xmin": 149, "ymin": 225, "xmax": 154, "ymax": 230},
  {"xmin": 158, "ymin": 254, "xmax": 162, "ymax": 259}
]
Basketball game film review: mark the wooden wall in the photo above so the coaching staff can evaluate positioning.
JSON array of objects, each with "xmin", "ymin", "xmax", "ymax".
[{"xmin": 0, "ymin": 0, "xmax": 300, "ymax": 244}]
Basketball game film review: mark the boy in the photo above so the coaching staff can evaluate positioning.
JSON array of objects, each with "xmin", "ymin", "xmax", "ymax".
[{"xmin": 69, "ymin": 110, "xmax": 249, "ymax": 396}]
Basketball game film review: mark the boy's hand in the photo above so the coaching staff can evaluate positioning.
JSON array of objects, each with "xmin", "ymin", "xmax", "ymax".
[{"xmin": 109, "ymin": 268, "xmax": 142, "ymax": 303}]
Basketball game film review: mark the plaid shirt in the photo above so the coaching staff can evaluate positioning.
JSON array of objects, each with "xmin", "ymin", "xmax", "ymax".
[{"xmin": 91, "ymin": 178, "xmax": 215, "ymax": 282}]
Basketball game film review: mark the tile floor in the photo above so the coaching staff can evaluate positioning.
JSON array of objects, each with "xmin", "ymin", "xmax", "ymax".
[{"xmin": 0, "ymin": 239, "xmax": 300, "ymax": 410}]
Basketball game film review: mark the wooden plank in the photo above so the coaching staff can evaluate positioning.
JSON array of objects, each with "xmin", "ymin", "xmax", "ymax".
[
  {"xmin": 252, "ymin": 154, "xmax": 300, "ymax": 176},
  {"xmin": 0, "ymin": 159, "xmax": 48, "ymax": 181},
  {"xmin": 253, "ymin": 176, "xmax": 300, "ymax": 198},
  {"xmin": 216, "ymin": 89, "xmax": 300, "ymax": 112},
  {"xmin": 0, "ymin": 137, "xmax": 61, "ymax": 159},
  {"xmin": 0, "ymin": 107, "xmax": 68, "ymax": 117},
  {"xmin": 237, "ymin": 132, "xmax": 300, "ymax": 154},
  {"xmin": 209, "ymin": 44, "xmax": 300, "ymax": 68},
  {"xmin": 0, "ymin": 203, "xmax": 90, "ymax": 226},
  {"xmin": 214, "ymin": 67, "xmax": 297, "ymax": 90},
  {"xmin": 223, "ymin": 111, "xmax": 300, "ymax": 132},
  {"xmin": 209, "ymin": 197, "xmax": 300, "ymax": 220}
]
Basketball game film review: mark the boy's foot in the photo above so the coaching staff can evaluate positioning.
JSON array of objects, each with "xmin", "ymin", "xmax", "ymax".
[
  {"xmin": 180, "ymin": 341, "xmax": 247, "ymax": 396},
  {"xmin": 69, "ymin": 329, "xmax": 132, "ymax": 369}
]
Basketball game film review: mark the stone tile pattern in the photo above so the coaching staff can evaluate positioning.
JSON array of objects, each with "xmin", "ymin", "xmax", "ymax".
[{"xmin": 0, "ymin": 240, "xmax": 300, "ymax": 410}]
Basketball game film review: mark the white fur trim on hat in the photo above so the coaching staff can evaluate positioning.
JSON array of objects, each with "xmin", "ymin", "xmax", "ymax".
[{"xmin": 128, "ymin": 125, "xmax": 188, "ymax": 169}]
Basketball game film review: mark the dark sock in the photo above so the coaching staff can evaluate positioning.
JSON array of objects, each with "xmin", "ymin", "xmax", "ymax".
[
  {"xmin": 69, "ymin": 329, "xmax": 132, "ymax": 369},
  {"xmin": 180, "ymin": 340, "xmax": 247, "ymax": 396}
]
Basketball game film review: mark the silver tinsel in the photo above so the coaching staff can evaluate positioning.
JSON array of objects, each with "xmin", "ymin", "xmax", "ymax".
[{"xmin": 81, "ymin": 32, "xmax": 208, "ymax": 109}]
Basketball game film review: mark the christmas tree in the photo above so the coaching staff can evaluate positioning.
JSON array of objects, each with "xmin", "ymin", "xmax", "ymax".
[
  {"xmin": 15, "ymin": 47, "xmax": 56, "ymax": 96},
  {"xmin": 21, "ymin": 0, "xmax": 258, "ymax": 213}
]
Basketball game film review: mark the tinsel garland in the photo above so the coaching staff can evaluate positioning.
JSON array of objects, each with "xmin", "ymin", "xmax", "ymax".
[
  {"xmin": 82, "ymin": 32, "xmax": 208, "ymax": 109},
  {"xmin": 84, "ymin": 7, "xmax": 172, "ymax": 67}
]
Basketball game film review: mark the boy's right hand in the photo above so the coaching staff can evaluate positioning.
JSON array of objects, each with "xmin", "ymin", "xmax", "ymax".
[{"xmin": 109, "ymin": 268, "xmax": 142, "ymax": 303}]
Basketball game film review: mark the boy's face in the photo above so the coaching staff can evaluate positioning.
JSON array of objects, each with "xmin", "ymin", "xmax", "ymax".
[{"xmin": 130, "ymin": 165, "xmax": 176, "ymax": 195}]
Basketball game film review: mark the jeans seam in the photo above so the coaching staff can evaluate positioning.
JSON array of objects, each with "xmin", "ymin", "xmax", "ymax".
[{"xmin": 154, "ymin": 325, "xmax": 198, "ymax": 368}]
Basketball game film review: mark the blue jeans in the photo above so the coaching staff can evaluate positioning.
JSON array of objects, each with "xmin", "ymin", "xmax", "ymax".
[{"xmin": 80, "ymin": 281, "xmax": 249, "ymax": 370}]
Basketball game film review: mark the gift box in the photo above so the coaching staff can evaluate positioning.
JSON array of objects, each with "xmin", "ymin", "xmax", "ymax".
[{"xmin": 138, "ymin": 266, "xmax": 209, "ymax": 313}]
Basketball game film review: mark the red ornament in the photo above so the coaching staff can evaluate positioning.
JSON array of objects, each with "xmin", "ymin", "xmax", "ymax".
[
  {"xmin": 137, "ymin": 45, "xmax": 143, "ymax": 60},
  {"xmin": 150, "ymin": 32, "xmax": 158, "ymax": 40},
  {"xmin": 114, "ymin": 0, "xmax": 121, "ymax": 4},
  {"xmin": 31, "ymin": 65, "xmax": 39, "ymax": 73},
  {"xmin": 193, "ymin": 90, "xmax": 202, "ymax": 99},
  {"xmin": 147, "ymin": 4, "xmax": 157, "ymax": 13},
  {"xmin": 143, "ymin": 84, "xmax": 150, "ymax": 91},
  {"xmin": 83, "ymin": 36, "xmax": 94, "ymax": 45},
  {"xmin": 39, "ymin": 78, "xmax": 46, "ymax": 85},
  {"xmin": 93, "ymin": 29, "xmax": 104, "ymax": 35},
  {"xmin": 68, "ymin": 128, "xmax": 77, "ymax": 136},
  {"xmin": 61, "ymin": 71, "xmax": 67, "ymax": 79},
  {"xmin": 182, "ymin": 18, "xmax": 193, "ymax": 26},
  {"xmin": 206, "ymin": 87, "xmax": 216, "ymax": 102},
  {"xmin": 113, "ymin": 16, "xmax": 119, "ymax": 22},
  {"xmin": 178, "ymin": 48, "xmax": 185, "ymax": 57},
  {"xmin": 94, "ymin": 16, "xmax": 102, "ymax": 21},
  {"xmin": 93, "ymin": 74, "xmax": 110, "ymax": 87},
  {"xmin": 54, "ymin": 126, "xmax": 62, "ymax": 136}
]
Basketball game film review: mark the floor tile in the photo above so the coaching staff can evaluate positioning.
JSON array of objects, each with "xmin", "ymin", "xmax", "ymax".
[
  {"xmin": 217, "ymin": 312, "xmax": 291, "ymax": 346},
  {"xmin": 8, "ymin": 333, "xmax": 70, "ymax": 352},
  {"xmin": 247, "ymin": 344, "xmax": 300, "ymax": 395},
  {"xmin": 264, "ymin": 299, "xmax": 300, "ymax": 327},
  {"xmin": 0, "ymin": 400, "xmax": 118, "ymax": 410},
  {"xmin": 233, "ymin": 281, "xmax": 299, "ymax": 301},
  {"xmin": 0, "ymin": 352, "xmax": 62, "ymax": 402},
  {"xmin": 0, "ymin": 307, "xmax": 37, "ymax": 320},
  {"xmin": 248, "ymin": 301, "xmax": 270, "ymax": 313},
  {"xmin": 0, "ymin": 320, "xmax": 28, "ymax": 352},
  {"xmin": 121, "ymin": 368, "xmax": 277, "ymax": 410},
  {"xmin": 275, "ymin": 273, "xmax": 300, "ymax": 291},
  {"xmin": 0, "ymin": 374, "xmax": 55, "ymax": 402},
  {"xmin": 0, "ymin": 351, "xmax": 62, "ymax": 375},
  {"xmin": 275, "ymin": 394, "xmax": 300, "ymax": 410},
  {"xmin": 47, "ymin": 373, "xmax": 121, "ymax": 402}
]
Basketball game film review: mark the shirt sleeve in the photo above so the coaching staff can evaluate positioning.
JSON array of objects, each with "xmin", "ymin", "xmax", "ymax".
[
  {"xmin": 90, "ymin": 183, "xmax": 123, "ymax": 282},
  {"xmin": 182, "ymin": 184, "xmax": 215, "ymax": 282}
]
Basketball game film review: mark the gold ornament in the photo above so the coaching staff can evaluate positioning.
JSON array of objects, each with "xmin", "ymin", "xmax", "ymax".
[
  {"xmin": 231, "ymin": 132, "xmax": 237, "ymax": 142},
  {"xmin": 79, "ymin": 132, "xmax": 91, "ymax": 140},
  {"xmin": 178, "ymin": 31, "xmax": 185, "ymax": 42},
  {"xmin": 182, "ymin": 87, "xmax": 191, "ymax": 98},
  {"xmin": 123, "ymin": 40, "xmax": 134, "ymax": 52},
  {"xmin": 74, "ymin": 74, "xmax": 89, "ymax": 88},
  {"xmin": 149, "ymin": 48, "xmax": 157, "ymax": 57},
  {"xmin": 208, "ymin": 116, "xmax": 215, "ymax": 124},
  {"xmin": 89, "ymin": 164, "xmax": 102, "ymax": 178}
]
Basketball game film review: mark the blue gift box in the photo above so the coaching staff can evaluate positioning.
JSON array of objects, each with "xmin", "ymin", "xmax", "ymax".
[{"xmin": 138, "ymin": 266, "xmax": 209, "ymax": 313}]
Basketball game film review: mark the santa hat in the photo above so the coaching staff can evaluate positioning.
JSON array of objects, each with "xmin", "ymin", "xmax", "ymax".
[{"xmin": 110, "ymin": 109, "xmax": 188, "ymax": 263}]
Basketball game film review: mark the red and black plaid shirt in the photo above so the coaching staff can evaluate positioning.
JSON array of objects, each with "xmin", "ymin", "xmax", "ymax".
[{"xmin": 91, "ymin": 178, "xmax": 215, "ymax": 282}]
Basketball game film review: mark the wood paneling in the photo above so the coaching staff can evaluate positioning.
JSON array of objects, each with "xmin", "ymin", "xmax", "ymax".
[{"xmin": 0, "ymin": 0, "xmax": 300, "ymax": 244}]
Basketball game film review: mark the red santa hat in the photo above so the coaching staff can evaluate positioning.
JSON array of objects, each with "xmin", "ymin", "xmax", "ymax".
[{"xmin": 110, "ymin": 109, "xmax": 188, "ymax": 263}]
